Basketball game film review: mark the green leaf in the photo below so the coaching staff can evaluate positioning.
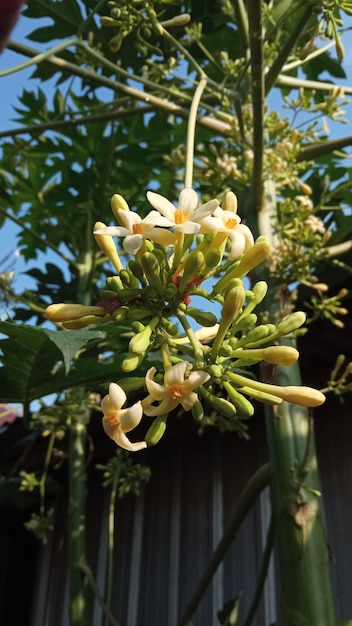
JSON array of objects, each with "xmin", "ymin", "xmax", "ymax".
[{"xmin": 42, "ymin": 327, "xmax": 105, "ymax": 374}]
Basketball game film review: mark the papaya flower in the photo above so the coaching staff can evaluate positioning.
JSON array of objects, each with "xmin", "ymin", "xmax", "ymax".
[
  {"xmin": 94, "ymin": 209, "xmax": 175, "ymax": 255},
  {"xmin": 101, "ymin": 383, "xmax": 147, "ymax": 452},
  {"xmin": 143, "ymin": 361, "xmax": 210, "ymax": 416},
  {"xmin": 145, "ymin": 187, "xmax": 219, "ymax": 234},
  {"xmin": 199, "ymin": 206, "xmax": 254, "ymax": 258}
]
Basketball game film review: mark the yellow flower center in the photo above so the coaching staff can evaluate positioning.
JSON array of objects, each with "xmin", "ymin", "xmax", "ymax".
[
  {"xmin": 175, "ymin": 209, "xmax": 185, "ymax": 224},
  {"xmin": 106, "ymin": 413, "xmax": 120, "ymax": 426},
  {"xmin": 225, "ymin": 217, "xmax": 239, "ymax": 229},
  {"xmin": 133, "ymin": 224, "xmax": 143, "ymax": 234},
  {"xmin": 170, "ymin": 384, "xmax": 182, "ymax": 400}
]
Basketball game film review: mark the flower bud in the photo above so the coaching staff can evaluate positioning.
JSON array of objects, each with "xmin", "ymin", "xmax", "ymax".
[
  {"xmin": 205, "ymin": 248, "xmax": 222, "ymax": 269},
  {"xmin": 145, "ymin": 414, "xmax": 168, "ymax": 446},
  {"xmin": 222, "ymin": 285, "xmax": 246, "ymax": 326},
  {"xmin": 160, "ymin": 13, "xmax": 191, "ymax": 28},
  {"xmin": 191, "ymin": 400, "xmax": 204, "ymax": 421},
  {"xmin": 199, "ymin": 388, "xmax": 236, "ymax": 417},
  {"xmin": 45, "ymin": 303, "xmax": 106, "ymax": 322},
  {"xmin": 94, "ymin": 221, "xmax": 123, "ymax": 272},
  {"xmin": 129, "ymin": 326, "xmax": 153, "ymax": 354},
  {"xmin": 230, "ymin": 238, "xmax": 271, "ymax": 279},
  {"xmin": 187, "ymin": 308, "xmax": 218, "ymax": 327},
  {"xmin": 128, "ymin": 259, "xmax": 145, "ymax": 284},
  {"xmin": 223, "ymin": 382, "xmax": 254, "ymax": 416},
  {"xmin": 111, "ymin": 193, "xmax": 129, "ymax": 219},
  {"xmin": 232, "ymin": 346, "xmax": 299, "ymax": 366},
  {"xmin": 122, "ymin": 353, "xmax": 145, "ymax": 373},
  {"xmin": 141, "ymin": 252, "xmax": 164, "ymax": 295},
  {"xmin": 275, "ymin": 311, "xmax": 306, "ymax": 337},
  {"xmin": 222, "ymin": 191, "xmax": 238, "ymax": 213}
]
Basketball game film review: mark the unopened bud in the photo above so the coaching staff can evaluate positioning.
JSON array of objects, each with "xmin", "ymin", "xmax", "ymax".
[
  {"xmin": 45, "ymin": 303, "xmax": 106, "ymax": 322},
  {"xmin": 122, "ymin": 353, "xmax": 145, "ymax": 373},
  {"xmin": 187, "ymin": 308, "xmax": 218, "ymax": 327},
  {"xmin": 145, "ymin": 414, "xmax": 168, "ymax": 446},
  {"xmin": 275, "ymin": 311, "xmax": 306, "ymax": 337},
  {"xmin": 160, "ymin": 13, "xmax": 191, "ymax": 28},
  {"xmin": 94, "ymin": 221, "xmax": 123, "ymax": 272},
  {"xmin": 111, "ymin": 193, "xmax": 129, "ymax": 219},
  {"xmin": 222, "ymin": 285, "xmax": 246, "ymax": 325},
  {"xmin": 223, "ymin": 382, "xmax": 254, "ymax": 416},
  {"xmin": 129, "ymin": 325, "xmax": 153, "ymax": 354},
  {"xmin": 191, "ymin": 400, "xmax": 204, "ymax": 421},
  {"xmin": 222, "ymin": 191, "xmax": 238, "ymax": 213}
]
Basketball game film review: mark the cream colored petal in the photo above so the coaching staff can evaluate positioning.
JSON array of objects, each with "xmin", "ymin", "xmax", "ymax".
[
  {"xmin": 143, "ymin": 397, "xmax": 177, "ymax": 416},
  {"xmin": 185, "ymin": 370, "xmax": 210, "ymax": 390},
  {"xmin": 147, "ymin": 227, "xmax": 175, "ymax": 247},
  {"xmin": 199, "ymin": 216, "xmax": 227, "ymax": 234},
  {"xmin": 108, "ymin": 383, "xmax": 126, "ymax": 411},
  {"xmin": 180, "ymin": 391, "xmax": 198, "ymax": 411},
  {"xmin": 123, "ymin": 234, "xmax": 144, "ymax": 255},
  {"xmin": 146, "ymin": 367, "xmax": 168, "ymax": 400},
  {"xmin": 174, "ymin": 221, "xmax": 201, "ymax": 234},
  {"xmin": 114, "ymin": 427, "xmax": 147, "ymax": 452},
  {"xmin": 177, "ymin": 188, "xmax": 199, "ymax": 217},
  {"xmin": 164, "ymin": 361, "xmax": 188, "ymax": 386},
  {"xmin": 94, "ymin": 226, "xmax": 130, "ymax": 237},
  {"xmin": 118, "ymin": 402, "xmax": 144, "ymax": 432},
  {"xmin": 118, "ymin": 209, "xmax": 141, "ymax": 231},
  {"xmin": 237, "ymin": 224, "xmax": 255, "ymax": 251},
  {"xmin": 227, "ymin": 231, "xmax": 246, "ymax": 259},
  {"xmin": 143, "ymin": 210, "xmax": 175, "ymax": 227},
  {"xmin": 147, "ymin": 191, "xmax": 176, "ymax": 220},
  {"xmin": 193, "ymin": 199, "xmax": 219, "ymax": 221}
]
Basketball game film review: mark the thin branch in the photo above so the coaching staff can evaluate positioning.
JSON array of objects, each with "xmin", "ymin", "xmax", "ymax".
[
  {"xmin": 6, "ymin": 40, "xmax": 232, "ymax": 136},
  {"xmin": 276, "ymin": 73, "xmax": 352, "ymax": 95},
  {"xmin": 247, "ymin": 0, "xmax": 264, "ymax": 214},
  {"xmin": 282, "ymin": 40, "xmax": 335, "ymax": 72},
  {"xmin": 297, "ymin": 134, "xmax": 352, "ymax": 162},
  {"xmin": 0, "ymin": 105, "xmax": 155, "ymax": 139},
  {"xmin": 0, "ymin": 207, "xmax": 76, "ymax": 266},
  {"xmin": 265, "ymin": 6, "xmax": 314, "ymax": 95},
  {"xmin": 178, "ymin": 463, "xmax": 271, "ymax": 626}
]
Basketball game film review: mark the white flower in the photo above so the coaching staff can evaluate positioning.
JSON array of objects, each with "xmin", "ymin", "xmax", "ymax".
[
  {"xmin": 101, "ymin": 383, "xmax": 146, "ymax": 452},
  {"xmin": 304, "ymin": 215, "xmax": 326, "ymax": 235},
  {"xmin": 146, "ymin": 188, "xmax": 219, "ymax": 234},
  {"xmin": 199, "ymin": 206, "xmax": 254, "ymax": 258},
  {"xmin": 94, "ymin": 209, "xmax": 174, "ymax": 255},
  {"xmin": 144, "ymin": 361, "xmax": 210, "ymax": 416}
]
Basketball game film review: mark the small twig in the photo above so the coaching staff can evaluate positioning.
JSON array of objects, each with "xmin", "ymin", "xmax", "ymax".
[
  {"xmin": 276, "ymin": 73, "xmax": 352, "ymax": 95},
  {"xmin": 79, "ymin": 560, "xmax": 121, "ymax": 626}
]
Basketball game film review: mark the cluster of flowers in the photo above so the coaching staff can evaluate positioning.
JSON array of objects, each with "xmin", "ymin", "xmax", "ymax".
[{"xmin": 46, "ymin": 188, "xmax": 325, "ymax": 451}]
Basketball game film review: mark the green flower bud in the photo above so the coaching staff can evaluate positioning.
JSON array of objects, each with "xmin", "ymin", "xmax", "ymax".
[
  {"xmin": 232, "ymin": 313, "xmax": 257, "ymax": 332},
  {"xmin": 252, "ymin": 281, "xmax": 268, "ymax": 304},
  {"xmin": 165, "ymin": 283, "xmax": 178, "ymax": 301},
  {"xmin": 145, "ymin": 415, "xmax": 168, "ymax": 446},
  {"xmin": 131, "ymin": 321, "xmax": 145, "ymax": 333},
  {"xmin": 117, "ymin": 377, "xmax": 146, "ymax": 391},
  {"xmin": 191, "ymin": 400, "xmax": 204, "ymax": 422},
  {"xmin": 187, "ymin": 308, "xmax": 218, "ymax": 327},
  {"xmin": 122, "ymin": 352, "xmax": 145, "ymax": 373},
  {"xmin": 275, "ymin": 311, "xmax": 306, "ymax": 337},
  {"xmin": 209, "ymin": 364, "xmax": 223, "ymax": 379},
  {"xmin": 235, "ymin": 324, "xmax": 272, "ymax": 348},
  {"xmin": 120, "ymin": 269, "xmax": 131, "ymax": 287},
  {"xmin": 118, "ymin": 287, "xmax": 141, "ymax": 302},
  {"xmin": 162, "ymin": 318, "xmax": 179, "ymax": 336},
  {"xmin": 126, "ymin": 307, "xmax": 149, "ymax": 321},
  {"xmin": 199, "ymin": 388, "xmax": 236, "ymax": 417},
  {"xmin": 179, "ymin": 250, "xmax": 205, "ymax": 291},
  {"xmin": 222, "ymin": 285, "xmax": 246, "ymax": 325},
  {"xmin": 223, "ymin": 382, "xmax": 254, "ymax": 416},
  {"xmin": 106, "ymin": 275, "xmax": 123, "ymax": 293},
  {"xmin": 205, "ymin": 248, "xmax": 222, "ymax": 269},
  {"xmin": 141, "ymin": 252, "xmax": 164, "ymax": 295},
  {"xmin": 128, "ymin": 259, "xmax": 145, "ymax": 284}
]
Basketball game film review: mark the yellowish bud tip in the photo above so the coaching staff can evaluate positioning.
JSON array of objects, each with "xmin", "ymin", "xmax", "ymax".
[
  {"xmin": 222, "ymin": 284, "xmax": 246, "ymax": 325},
  {"xmin": 45, "ymin": 303, "xmax": 106, "ymax": 322},
  {"xmin": 93, "ymin": 221, "xmax": 123, "ymax": 272},
  {"xmin": 111, "ymin": 193, "xmax": 129, "ymax": 220},
  {"xmin": 222, "ymin": 191, "xmax": 238, "ymax": 213},
  {"xmin": 279, "ymin": 386, "xmax": 326, "ymax": 407},
  {"xmin": 160, "ymin": 13, "xmax": 191, "ymax": 28}
]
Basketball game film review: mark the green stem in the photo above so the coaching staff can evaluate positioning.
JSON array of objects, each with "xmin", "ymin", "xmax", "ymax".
[
  {"xmin": 263, "ymin": 352, "xmax": 336, "ymax": 625},
  {"xmin": 79, "ymin": 561, "xmax": 121, "ymax": 626},
  {"xmin": 265, "ymin": 6, "xmax": 314, "ymax": 95},
  {"xmin": 69, "ymin": 421, "xmax": 88, "ymax": 626},
  {"xmin": 178, "ymin": 464, "xmax": 270, "ymax": 626},
  {"xmin": 176, "ymin": 309, "xmax": 205, "ymax": 363},
  {"xmin": 184, "ymin": 75, "xmax": 207, "ymax": 188}
]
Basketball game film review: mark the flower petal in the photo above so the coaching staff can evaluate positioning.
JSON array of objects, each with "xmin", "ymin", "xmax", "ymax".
[
  {"xmin": 113, "ymin": 427, "xmax": 147, "ymax": 452},
  {"xmin": 164, "ymin": 361, "xmax": 188, "ymax": 386},
  {"xmin": 94, "ymin": 226, "xmax": 130, "ymax": 237},
  {"xmin": 143, "ymin": 210, "xmax": 175, "ymax": 228},
  {"xmin": 147, "ymin": 191, "xmax": 176, "ymax": 220},
  {"xmin": 145, "ymin": 367, "xmax": 168, "ymax": 400},
  {"xmin": 107, "ymin": 383, "xmax": 126, "ymax": 411},
  {"xmin": 118, "ymin": 402, "xmax": 144, "ymax": 432},
  {"xmin": 177, "ymin": 188, "xmax": 199, "ymax": 217},
  {"xmin": 143, "ymin": 397, "xmax": 178, "ymax": 416},
  {"xmin": 180, "ymin": 391, "xmax": 198, "ymax": 411},
  {"xmin": 123, "ymin": 234, "xmax": 144, "ymax": 255},
  {"xmin": 117, "ymin": 209, "xmax": 141, "ymax": 230},
  {"xmin": 185, "ymin": 370, "xmax": 211, "ymax": 390}
]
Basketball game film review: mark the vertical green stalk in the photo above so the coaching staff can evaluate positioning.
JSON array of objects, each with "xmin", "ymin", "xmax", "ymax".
[
  {"xmin": 263, "ymin": 343, "xmax": 336, "ymax": 625},
  {"xmin": 69, "ymin": 420, "xmax": 88, "ymax": 626}
]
